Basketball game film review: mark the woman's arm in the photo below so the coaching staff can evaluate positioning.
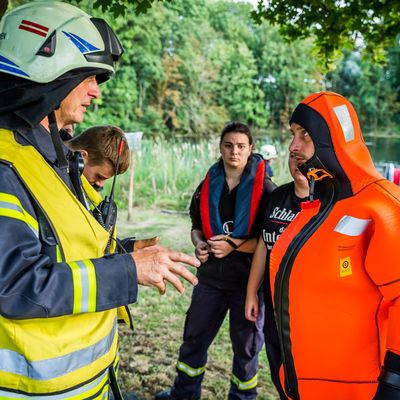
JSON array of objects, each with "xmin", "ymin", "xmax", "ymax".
[
  {"xmin": 207, "ymin": 235, "xmax": 258, "ymax": 258},
  {"xmin": 245, "ymin": 237, "xmax": 267, "ymax": 322}
]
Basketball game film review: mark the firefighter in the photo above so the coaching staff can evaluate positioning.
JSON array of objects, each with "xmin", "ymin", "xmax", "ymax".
[{"xmin": 0, "ymin": 2, "xmax": 198, "ymax": 398}]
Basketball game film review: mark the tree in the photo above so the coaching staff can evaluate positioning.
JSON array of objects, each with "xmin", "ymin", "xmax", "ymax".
[
  {"xmin": 0, "ymin": 0, "xmax": 169, "ymax": 18},
  {"xmin": 80, "ymin": 0, "xmax": 170, "ymax": 16},
  {"xmin": 251, "ymin": 23, "xmax": 323, "ymax": 132},
  {"xmin": 326, "ymin": 50, "xmax": 400, "ymax": 133},
  {"xmin": 252, "ymin": 0, "xmax": 400, "ymax": 65}
]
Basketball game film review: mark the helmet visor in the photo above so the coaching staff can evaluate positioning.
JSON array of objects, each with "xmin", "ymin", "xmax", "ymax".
[{"xmin": 84, "ymin": 18, "xmax": 124, "ymax": 68}]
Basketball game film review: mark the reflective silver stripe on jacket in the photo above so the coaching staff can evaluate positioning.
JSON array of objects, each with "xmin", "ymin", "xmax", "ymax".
[
  {"xmin": 0, "ymin": 368, "xmax": 109, "ymax": 398},
  {"xmin": 0, "ymin": 318, "xmax": 117, "ymax": 380},
  {"xmin": 67, "ymin": 259, "xmax": 97, "ymax": 314},
  {"xmin": 0, "ymin": 194, "xmax": 39, "ymax": 238},
  {"xmin": 334, "ymin": 215, "xmax": 371, "ymax": 236}
]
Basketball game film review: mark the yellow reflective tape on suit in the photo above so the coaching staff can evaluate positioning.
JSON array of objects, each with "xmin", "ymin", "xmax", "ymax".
[
  {"xmin": 83, "ymin": 259, "xmax": 97, "ymax": 312},
  {"xmin": 113, "ymin": 354, "xmax": 119, "ymax": 377},
  {"xmin": 0, "ymin": 193, "xmax": 39, "ymax": 237},
  {"xmin": 231, "ymin": 373, "xmax": 258, "ymax": 390},
  {"xmin": 56, "ymin": 245, "xmax": 63, "ymax": 262},
  {"xmin": 67, "ymin": 259, "xmax": 97, "ymax": 313},
  {"xmin": 176, "ymin": 360, "xmax": 205, "ymax": 377}
]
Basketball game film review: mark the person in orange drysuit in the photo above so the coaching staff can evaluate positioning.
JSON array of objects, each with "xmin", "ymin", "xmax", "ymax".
[{"xmin": 269, "ymin": 91, "xmax": 400, "ymax": 400}]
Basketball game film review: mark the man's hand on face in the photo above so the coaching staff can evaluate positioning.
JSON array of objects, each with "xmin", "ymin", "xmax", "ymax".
[{"xmin": 131, "ymin": 246, "xmax": 200, "ymax": 295}]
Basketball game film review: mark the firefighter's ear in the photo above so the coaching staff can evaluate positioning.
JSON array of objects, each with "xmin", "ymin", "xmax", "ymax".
[{"xmin": 79, "ymin": 150, "xmax": 89, "ymax": 163}]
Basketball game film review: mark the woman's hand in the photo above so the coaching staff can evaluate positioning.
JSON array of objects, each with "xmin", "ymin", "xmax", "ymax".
[
  {"xmin": 245, "ymin": 291, "xmax": 259, "ymax": 322},
  {"xmin": 195, "ymin": 240, "xmax": 210, "ymax": 263},
  {"xmin": 207, "ymin": 235, "xmax": 235, "ymax": 258}
]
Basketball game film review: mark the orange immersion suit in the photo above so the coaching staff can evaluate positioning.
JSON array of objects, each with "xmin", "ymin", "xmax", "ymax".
[{"xmin": 269, "ymin": 92, "xmax": 400, "ymax": 400}]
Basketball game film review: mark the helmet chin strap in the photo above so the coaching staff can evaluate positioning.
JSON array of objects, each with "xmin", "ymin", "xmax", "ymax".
[{"xmin": 48, "ymin": 111, "xmax": 69, "ymax": 172}]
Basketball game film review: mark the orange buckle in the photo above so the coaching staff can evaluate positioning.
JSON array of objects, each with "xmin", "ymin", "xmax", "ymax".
[{"xmin": 306, "ymin": 169, "xmax": 333, "ymax": 181}]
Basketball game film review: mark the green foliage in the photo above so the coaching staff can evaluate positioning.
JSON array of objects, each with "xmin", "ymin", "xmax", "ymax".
[
  {"xmin": 326, "ymin": 50, "xmax": 400, "ymax": 132},
  {"xmin": 107, "ymin": 139, "xmax": 291, "ymax": 211},
  {"xmin": 72, "ymin": 0, "xmax": 326, "ymax": 140},
  {"xmin": 253, "ymin": 24, "xmax": 323, "ymax": 130},
  {"xmin": 76, "ymin": 0, "xmax": 171, "ymax": 16},
  {"xmin": 5, "ymin": 0, "xmax": 400, "ymax": 138},
  {"xmin": 252, "ymin": 0, "xmax": 400, "ymax": 66}
]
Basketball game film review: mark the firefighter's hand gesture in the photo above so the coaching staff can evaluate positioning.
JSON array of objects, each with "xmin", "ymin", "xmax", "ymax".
[
  {"xmin": 134, "ymin": 236, "xmax": 160, "ymax": 250},
  {"xmin": 132, "ymin": 245, "xmax": 200, "ymax": 295}
]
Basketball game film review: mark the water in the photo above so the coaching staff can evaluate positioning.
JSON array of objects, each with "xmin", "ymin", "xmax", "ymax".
[{"xmin": 365, "ymin": 136, "xmax": 400, "ymax": 164}]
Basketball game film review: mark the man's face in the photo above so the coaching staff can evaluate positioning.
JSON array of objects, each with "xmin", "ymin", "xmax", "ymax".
[
  {"xmin": 83, "ymin": 161, "xmax": 114, "ymax": 190},
  {"xmin": 57, "ymin": 76, "xmax": 100, "ymax": 127},
  {"xmin": 289, "ymin": 122, "xmax": 315, "ymax": 166}
]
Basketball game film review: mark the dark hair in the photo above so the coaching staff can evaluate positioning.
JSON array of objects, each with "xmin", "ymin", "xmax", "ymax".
[
  {"xmin": 219, "ymin": 121, "xmax": 253, "ymax": 146},
  {"xmin": 67, "ymin": 125, "xmax": 129, "ymax": 174}
]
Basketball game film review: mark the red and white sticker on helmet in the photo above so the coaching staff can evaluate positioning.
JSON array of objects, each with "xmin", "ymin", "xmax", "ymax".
[{"xmin": 18, "ymin": 20, "xmax": 49, "ymax": 38}]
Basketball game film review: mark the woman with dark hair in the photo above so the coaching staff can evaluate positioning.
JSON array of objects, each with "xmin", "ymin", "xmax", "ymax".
[{"xmin": 156, "ymin": 121, "xmax": 276, "ymax": 400}]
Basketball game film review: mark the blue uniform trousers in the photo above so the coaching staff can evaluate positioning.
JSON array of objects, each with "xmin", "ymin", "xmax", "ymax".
[{"xmin": 171, "ymin": 281, "xmax": 265, "ymax": 400}]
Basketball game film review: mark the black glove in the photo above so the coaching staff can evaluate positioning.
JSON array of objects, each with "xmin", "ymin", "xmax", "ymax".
[{"xmin": 373, "ymin": 351, "xmax": 400, "ymax": 399}]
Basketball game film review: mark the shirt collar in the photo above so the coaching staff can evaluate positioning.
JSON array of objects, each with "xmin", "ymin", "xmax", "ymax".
[{"xmin": 17, "ymin": 124, "xmax": 69, "ymax": 165}]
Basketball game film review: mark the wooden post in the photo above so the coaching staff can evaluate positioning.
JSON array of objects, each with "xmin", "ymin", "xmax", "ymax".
[
  {"xmin": 125, "ymin": 131, "xmax": 143, "ymax": 222},
  {"xmin": 127, "ymin": 150, "xmax": 136, "ymax": 222}
]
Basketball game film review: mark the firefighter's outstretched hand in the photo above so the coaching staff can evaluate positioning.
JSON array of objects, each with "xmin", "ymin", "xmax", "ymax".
[
  {"xmin": 134, "ymin": 236, "xmax": 160, "ymax": 250},
  {"xmin": 132, "ymin": 245, "xmax": 200, "ymax": 295}
]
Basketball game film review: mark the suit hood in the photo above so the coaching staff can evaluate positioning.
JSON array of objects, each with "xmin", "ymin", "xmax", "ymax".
[{"xmin": 290, "ymin": 91, "xmax": 382, "ymax": 200}]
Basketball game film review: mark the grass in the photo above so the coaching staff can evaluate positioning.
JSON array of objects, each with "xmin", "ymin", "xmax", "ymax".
[
  {"xmin": 116, "ymin": 208, "xmax": 280, "ymax": 400},
  {"xmin": 107, "ymin": 139, "xmax": 292, "ymax": 212}
]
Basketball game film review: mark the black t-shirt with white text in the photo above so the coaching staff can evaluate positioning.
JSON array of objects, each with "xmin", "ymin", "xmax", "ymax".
[{"xmin": 262, "ymin": 182, "xmax": 307, "ymax": 252}]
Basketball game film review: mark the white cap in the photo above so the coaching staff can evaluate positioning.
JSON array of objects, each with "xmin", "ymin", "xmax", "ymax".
[{"xmin": 261, "ymin": 144, "xmax": 277, "ymax": 159}]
